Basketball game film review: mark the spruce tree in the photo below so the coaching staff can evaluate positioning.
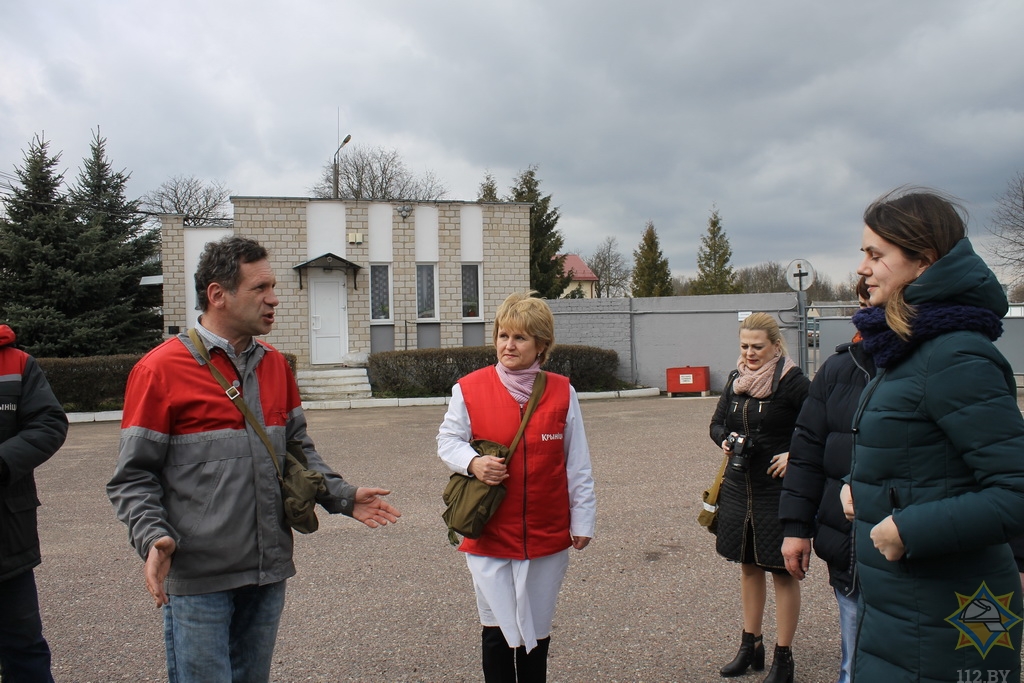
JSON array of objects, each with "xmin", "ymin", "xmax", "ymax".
[
  {"xmin": 631, "ymin": 221, "xmax": 674, "ymax": 297},
  {"xmin": 690, "ymin": 208, "xmax": 737, "ymax": 295},
  {"xmin": 0, "ymin": 132, "xmax": 162, "ymax": 356},
  {"xmin": 68, "ymin": 130, "xmax": 162, "ymax": 354},
  {"xmin": 0, "ymin": 135, "xmax": 75, "ymax": 355},
  {"xmin": 507, "ymin": 166, "xmax": 571, "ymax": 299}
]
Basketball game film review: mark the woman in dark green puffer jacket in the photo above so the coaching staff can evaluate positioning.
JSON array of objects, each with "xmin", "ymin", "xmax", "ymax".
[{"xmin": 841, "ymin": 188, "xmax": 1024, "ymax": 683}]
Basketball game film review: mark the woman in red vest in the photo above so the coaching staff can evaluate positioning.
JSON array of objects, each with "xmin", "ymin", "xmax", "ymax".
[{"xmin": 438, "ymin": 291, "xmax": 597, "ymax": 682}]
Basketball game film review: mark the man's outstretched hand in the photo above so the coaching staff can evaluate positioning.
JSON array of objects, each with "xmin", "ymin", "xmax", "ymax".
[{"xmin": 352, "ymin": 488, "xmax": 401, "ymax": 528}]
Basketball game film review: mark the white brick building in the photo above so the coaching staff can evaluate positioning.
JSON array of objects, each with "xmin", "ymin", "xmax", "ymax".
[{"xmin": 160, "ymin": 197, "xmax": 531, "ymax": 372}]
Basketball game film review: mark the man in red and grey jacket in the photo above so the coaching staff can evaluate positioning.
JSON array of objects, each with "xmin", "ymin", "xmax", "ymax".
[
  {"xmin": 0, "ymin": 324, "xmax": 69, "ymax": 682},
  {"xmin": 107, "ymin": 236, "xmax": 400, "ymax": 683}
]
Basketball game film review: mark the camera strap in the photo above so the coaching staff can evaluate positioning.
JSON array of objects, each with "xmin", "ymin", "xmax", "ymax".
[{"xmin": 769, "ymin": 354, "xmax": 787, "ymax": 395}]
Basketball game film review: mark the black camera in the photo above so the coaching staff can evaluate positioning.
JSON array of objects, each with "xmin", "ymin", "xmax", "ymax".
[{"xmin": 726, "ymin": 433, "xmax": 753, "ymax": 472}]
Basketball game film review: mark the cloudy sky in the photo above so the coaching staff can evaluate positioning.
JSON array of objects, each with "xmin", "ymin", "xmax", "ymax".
[{"xmin": 3, "ymin": 0, "xmax": 1024, "ymax": 285}]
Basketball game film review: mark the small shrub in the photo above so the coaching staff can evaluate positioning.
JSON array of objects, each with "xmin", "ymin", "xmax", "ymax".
[{"xmin": 368, "ymin": 345, "xmax": 621, "ymax": 397}]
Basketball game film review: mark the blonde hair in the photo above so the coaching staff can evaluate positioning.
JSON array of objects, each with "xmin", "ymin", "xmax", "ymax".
[
  {"xmin": 739, "ymin": 312, "xmax": 787, "ymax": 356},
  {"xmin": 492, "ymin": 291, "xmax": 555, "ymax": 365}
]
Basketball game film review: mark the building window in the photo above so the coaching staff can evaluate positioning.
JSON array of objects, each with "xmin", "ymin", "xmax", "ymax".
[
  {"xmin": 462, "ymin": 264, "xmax": 481, "ymax": 318},
  {"xmin": 371, "ymin": 264, "xmax": 391, "ymax": 320},
  {"xmin": 416, "ymin": 263, "xmax": 437, "ymax": 319}
]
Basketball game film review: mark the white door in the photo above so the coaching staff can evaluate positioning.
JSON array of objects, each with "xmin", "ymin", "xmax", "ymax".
[{"xmin": 309, "ymin": 275, "xmax": 348, "ymax": 364}]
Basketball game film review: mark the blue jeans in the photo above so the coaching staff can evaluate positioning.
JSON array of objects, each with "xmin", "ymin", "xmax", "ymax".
[
  {"xmin": 164, "ymin": 580, "xmax": 286, "ymax": 683},
  {"xmin": 0, "ymin": 569, "xmax": 54, "ymax": 683},
  {"xmin": 834, "ymin": 587, "xmax": 859, "ymax": 683}
]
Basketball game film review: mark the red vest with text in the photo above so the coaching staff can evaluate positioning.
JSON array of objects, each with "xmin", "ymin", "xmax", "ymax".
[{"xmin": 458, "ymin": 367, "xmax": 572, "ymax": 560}]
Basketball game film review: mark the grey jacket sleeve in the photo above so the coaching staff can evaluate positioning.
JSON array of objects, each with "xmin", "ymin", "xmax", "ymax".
[
  {"xmin": 108, "ymin": 427, "xmax": 178, "ymax": 560},
  {"xmin": 286, "ymin": 406, "xmax": 358, "ymax": 516}
]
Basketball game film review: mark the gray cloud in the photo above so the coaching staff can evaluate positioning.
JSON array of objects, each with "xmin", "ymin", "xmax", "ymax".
[{"xmin": 4, "ymin": 0, "xmax": 1024, "ymax": 286}]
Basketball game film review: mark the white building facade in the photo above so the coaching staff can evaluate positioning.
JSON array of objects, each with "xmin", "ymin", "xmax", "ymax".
[{"xmin": 160, "ymin": 197, "xmax": 531, "ymax": 371}]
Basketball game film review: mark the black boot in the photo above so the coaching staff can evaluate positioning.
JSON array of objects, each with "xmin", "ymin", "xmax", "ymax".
[
  {"xmin": 761, "ymin": 645, "xmax": 794, "ymax": 683},
  {"xmin": 514, "ymin": 636, "xmax": 550, "ymax": 683},
  {"xmin": 482, "ymin": 626, "xmax": 516, "ymax": 683},
  {"xmin": 720, "ymin": 631, "xmax": 764, "ymax": 677}
]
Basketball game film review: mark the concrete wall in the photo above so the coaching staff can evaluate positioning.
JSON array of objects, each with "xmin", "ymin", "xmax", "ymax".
[
  {"xmin": 548, "ymin": 292, "xmax": 802, "ymax": 392},
  {"xmin": 551, "ymin": 295, "xmax": 1024, "ymax": 392}
]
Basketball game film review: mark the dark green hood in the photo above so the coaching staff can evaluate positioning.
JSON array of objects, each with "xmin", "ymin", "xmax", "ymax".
[{"xmin": 903, "ymin": 237, "xmax": 1008, "ymax": 317}]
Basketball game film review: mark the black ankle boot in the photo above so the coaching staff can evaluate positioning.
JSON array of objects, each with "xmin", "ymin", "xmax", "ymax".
[
  {"xmin": 481, "ymin": 626, "xmax": 516, "ymax": 683},
  {"xmin": 720, "ymin": 631, "xmax": 764, "ymax": 677},
  {"xmin": 761, "ymin": 645, "xmax": 794, "ymax": 683}
]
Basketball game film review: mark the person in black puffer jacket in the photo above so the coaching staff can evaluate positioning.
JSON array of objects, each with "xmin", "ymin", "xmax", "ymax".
[
  {"xmin": 710, "ymin": 312, "xmax": 809, "ymax": 683},
  {"xmin": 780, "ymin": 278, "xmax": 874, "ymax": 683},
  {"xmin": 0, "ymin": 324, "xmax": 69, "ymax": 682}
]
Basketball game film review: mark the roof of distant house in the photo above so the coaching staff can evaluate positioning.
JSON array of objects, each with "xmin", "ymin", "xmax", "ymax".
[{"xmin": 560, "ymin": 254, "xmax": 597, "ymax": 281}]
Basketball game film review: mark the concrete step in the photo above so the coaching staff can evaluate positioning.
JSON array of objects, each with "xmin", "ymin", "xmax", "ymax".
[
  {"xmin": 297, "ymin": 368, "xmax": 368, "ymax": 380},
  {"xmin": 297, "ymin": 368, "xmax": 372, "ymax": 400}
]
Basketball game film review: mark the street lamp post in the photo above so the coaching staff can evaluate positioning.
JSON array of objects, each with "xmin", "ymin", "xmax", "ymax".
[{"xmin": 332, "ymin": 134, "xmax": 352, "ymax": 199}]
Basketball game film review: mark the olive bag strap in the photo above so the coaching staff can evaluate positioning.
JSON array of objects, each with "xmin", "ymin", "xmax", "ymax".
[{"xmin": 187, "ymin": 328, "xmax": 284, "ymax": 482}]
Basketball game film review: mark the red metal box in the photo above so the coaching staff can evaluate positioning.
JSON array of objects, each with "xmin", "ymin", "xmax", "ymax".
[{"xmin": 666, "ymin": 366, "xmax": 710, "ymax": 395}]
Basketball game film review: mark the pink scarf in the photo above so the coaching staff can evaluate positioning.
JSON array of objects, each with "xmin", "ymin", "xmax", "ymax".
[
  {"xmin": 733, "ymin": 354, "xmax": 796, "ymax": 399},
  {"xmin": 495, "ymin": 361, "xmax": 542, "ymax": 405}
]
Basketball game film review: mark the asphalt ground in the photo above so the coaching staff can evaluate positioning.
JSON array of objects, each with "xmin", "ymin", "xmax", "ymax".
[{"xmin": 37, "ymin": 396, "xmax": 853, "ymax": 683}]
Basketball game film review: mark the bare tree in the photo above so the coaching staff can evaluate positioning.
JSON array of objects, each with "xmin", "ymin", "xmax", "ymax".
[
  {"xmin": 734, "ymin": 261, "xmax": 787, "ymax": 293},
  {"xmin": 585, "ymin": 236, "xmax": 632, "ymax": 297},
  {"xmin": 1010, "ymin": 282, "xmax": 1024, "ymax": 303},
  {"xmin": 989, "ymin": 171, "xmax": 1024, "ymax": 285},
  {"xmin": 733, "ymin": 260, "xmax": 856, "ymax": 303},
  {"xmin": 806, "ymin": 271, "xmax": 860, "ymax": 303},
  {"xmin": 310, "ymin": 145, "xmax": 448, "ymax": 201},
  {"xmin": 672, "ymin": 275, "xmax": 694, "ymax": 295},
  {"xmin": 142, "ymin": 175, "xmax": 231, "ymax": 226}
]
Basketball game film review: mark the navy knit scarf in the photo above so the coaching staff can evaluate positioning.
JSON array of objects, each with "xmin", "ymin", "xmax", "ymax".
[{"xmin": 852, "ymin": 304, "xmax": 1003, "ymax": 369}]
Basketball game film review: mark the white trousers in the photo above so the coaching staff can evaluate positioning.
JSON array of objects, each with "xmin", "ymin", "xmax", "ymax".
[{"xmin": 466, "ymin": 550, "xmax": 570, "ymax": 653}]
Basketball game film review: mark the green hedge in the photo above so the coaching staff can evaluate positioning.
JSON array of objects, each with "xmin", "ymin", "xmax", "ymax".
[
  {"xmin": 38, "ymin": 350, "xmax": 299, "ymax": 413},
  {"xmin": 39, "ymin": 344, "xmax": 619, "ymax": 410},
  {"xmin": 368, "ymin": 344, "xmax": 621, "ymax": 398},
  {"xmin": 39, "ymin": 355, "xmax": 141, "ymax": 412}
]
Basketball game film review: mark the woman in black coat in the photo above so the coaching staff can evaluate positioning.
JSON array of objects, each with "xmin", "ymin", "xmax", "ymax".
[
  {"xmin": 710, "ymin": 313, "xmax": 809, "ymax": 683},
  {"xmin": 779, "ymin": 280, "xmax": 874, "ymax": 683}
]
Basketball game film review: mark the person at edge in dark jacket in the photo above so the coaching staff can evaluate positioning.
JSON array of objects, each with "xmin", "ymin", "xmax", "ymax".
[
  {"xmin": 710, "ymin": 312, "xmax": 809, "ymax": 683},
  {"xmin": 0, "ymin": 324, "xmax": 69, "ymax": 682},
  {"xmin": 779, "ymin": 277, "xmax": 873, "ymax": 683},
  {"xmin": 839, "ymin": 188, "xmax": 1024, "ymax": 682},
  {"xmin": 437, "ymin": 291, "xmax": 596, "ymax": 683}
]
